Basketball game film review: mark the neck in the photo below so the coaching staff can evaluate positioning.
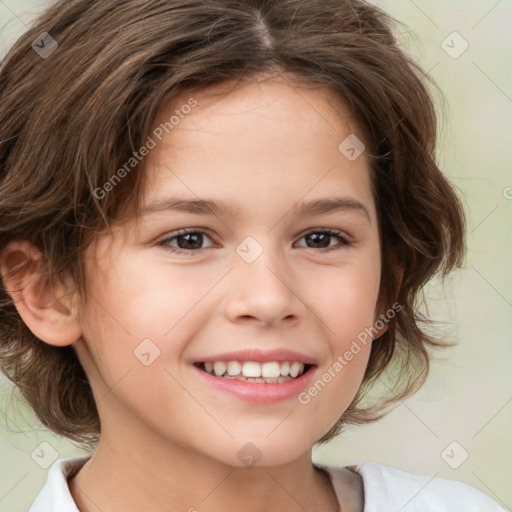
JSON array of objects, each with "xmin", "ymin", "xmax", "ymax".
[{"xmin": 69, "ymin": 426, "xmax": 342, "ymax": 512}]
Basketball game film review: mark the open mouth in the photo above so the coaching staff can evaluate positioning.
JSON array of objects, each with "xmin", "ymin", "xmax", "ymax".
[{"xmin": 193, "ymin": 361, "xmax": 314, "ymax": 384}]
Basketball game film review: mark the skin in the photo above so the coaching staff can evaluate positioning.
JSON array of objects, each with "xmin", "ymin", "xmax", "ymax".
[{"xmin": 1, "ymin": 75, "xmax": 390, "ymax": 512}]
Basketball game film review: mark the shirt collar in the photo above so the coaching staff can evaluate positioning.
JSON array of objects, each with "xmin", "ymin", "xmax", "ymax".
[
  {"xmin": 28, "ymin": 456, "xmax": 90, "ymax": 512},
  {"xmin": 29, "ymin": 456, "xmax": 359, "ymax": 512}
]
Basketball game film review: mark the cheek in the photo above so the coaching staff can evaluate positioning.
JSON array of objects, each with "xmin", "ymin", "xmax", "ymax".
[
  {"xmin": 312, "ymin": 256, "xmax": 381, "ymax": 342},
  {"xmin": 78, "ymin": 255, "xmax": 214, "ymax": 378},
  {"xmin": 299, "ymin": 268, "xmax": 376, "ymax": 429},
  {"xmin": 306, "ymin": 253, "xmax": 379, "ymax": 397},
  {"xmin": 83, "ymin": 252, "xmax": 201, "ymax": 335}
]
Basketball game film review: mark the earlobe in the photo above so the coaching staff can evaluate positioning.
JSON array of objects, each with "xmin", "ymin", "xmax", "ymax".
[{"xmin": 0, "ymin": 240, "xmax": 82, "ymax": 347}]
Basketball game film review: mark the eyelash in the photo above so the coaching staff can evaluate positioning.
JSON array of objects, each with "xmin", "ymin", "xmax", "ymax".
[{"xmin": 158, "ymin": 228, "xmax": 352, "ymax": 255}]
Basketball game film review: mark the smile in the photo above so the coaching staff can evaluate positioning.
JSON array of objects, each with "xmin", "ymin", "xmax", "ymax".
[
  {"xmin": 194, "ymin": 360, "xmax": 310, "ymax": 383},
  {"xmin": 193, "ymin": 361, "xmax": 316, "ymax": 403}
]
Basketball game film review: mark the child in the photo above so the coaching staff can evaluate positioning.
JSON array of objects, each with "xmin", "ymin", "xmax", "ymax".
[{"xmin": 0, "ymin": 0, "xmax": 505, "ymax": 510}]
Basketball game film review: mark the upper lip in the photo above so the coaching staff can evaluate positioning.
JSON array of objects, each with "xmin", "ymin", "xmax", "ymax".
[{"xmin": 193, "ymin": 348, "xmax": 318, "ymax": 365}]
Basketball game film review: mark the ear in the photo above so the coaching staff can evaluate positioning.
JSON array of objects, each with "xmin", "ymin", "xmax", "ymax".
[
  {"xmin": 372, "ymin": 261, "xmax": 404, "ymax": 339},
  {"xmin": 0, "ymin": 240, "xmax": 82, "ymax": 347}
]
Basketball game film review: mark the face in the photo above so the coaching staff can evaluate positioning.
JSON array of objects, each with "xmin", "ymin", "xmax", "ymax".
[{"xmin": 75, "ymin": 76, "xmax": 382, "ymax": 467}]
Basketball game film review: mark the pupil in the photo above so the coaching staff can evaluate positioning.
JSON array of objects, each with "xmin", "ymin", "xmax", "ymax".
[
  {"xmin": 178, "ymin": 233, "xmax": 202, "ymax": 249},
  {"xmin": 177, "ymin": 233, "xmax": 331, "ymax": 250},
  {"xmin": 308, "ymin": 233, "xmax": 329, "ymax": 248}
]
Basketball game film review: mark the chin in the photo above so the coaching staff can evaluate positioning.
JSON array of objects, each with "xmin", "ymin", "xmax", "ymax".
[{"xmin": 209, "ymin": 434, "xmax": 315, "ymax": 469}]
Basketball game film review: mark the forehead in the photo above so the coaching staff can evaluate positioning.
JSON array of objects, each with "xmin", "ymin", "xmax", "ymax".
[
  {"xmin": 138, "ymin": 76, "xmax": 376, "ymax": 226},
  {"xmin": 153, "ymin": 75, "xmax": 361, "ymax": 151}
]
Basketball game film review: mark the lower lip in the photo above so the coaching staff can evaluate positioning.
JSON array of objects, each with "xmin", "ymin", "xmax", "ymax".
[{"xmin": 193, "ymin": 365, "xmax": 316, "ymax": 404}]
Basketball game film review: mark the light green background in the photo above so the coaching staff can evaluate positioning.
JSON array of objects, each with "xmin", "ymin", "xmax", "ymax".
[{"xmin": 1, "ymin": 1, "xmax": 511, "ymax": 510}]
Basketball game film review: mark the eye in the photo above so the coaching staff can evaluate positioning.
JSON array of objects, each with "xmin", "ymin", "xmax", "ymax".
[
  {"xmin": 158, "ymin": 228, "xmax": 352, "ymax": 255},
  {"xmin": 158, "ymin": 228, "xmax": 215, "ymax": 255},
  {"xmin": 295, "ymin": 229, "xmax": 351, "ymax": 252}
]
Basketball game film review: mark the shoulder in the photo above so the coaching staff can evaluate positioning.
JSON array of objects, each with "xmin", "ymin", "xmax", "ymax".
[
  {"xmin": 351, "ymin": 460, "xmax": 506, "ymax": 512},
  {"xmin": 29, "ymin": 456, "xmax": 90, "ymax": 512}
]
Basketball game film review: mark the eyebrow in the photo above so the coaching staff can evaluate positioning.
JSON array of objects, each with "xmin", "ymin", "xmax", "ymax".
[{"xmin": 140, "ymin": 196, "xmax": 371, "ymax": 221}]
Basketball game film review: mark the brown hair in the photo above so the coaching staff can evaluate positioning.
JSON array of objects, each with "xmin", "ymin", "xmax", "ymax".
[{"xmin": 0, "ymin": 0, "xmax": 465, "ymax": 449}]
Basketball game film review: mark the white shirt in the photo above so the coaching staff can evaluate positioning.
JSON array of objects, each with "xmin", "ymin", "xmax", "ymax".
[{"xmin": 28, "ymin": 456, "xmax": 506, "ymax": 512}]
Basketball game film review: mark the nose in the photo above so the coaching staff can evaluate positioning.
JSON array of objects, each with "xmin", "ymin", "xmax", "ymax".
[{"xmin": 223, "ymin": 244, "xmax": 303, "ymax": 327}]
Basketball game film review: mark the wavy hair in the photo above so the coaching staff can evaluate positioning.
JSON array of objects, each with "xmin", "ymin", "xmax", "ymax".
[{"xmin": 0, "ymin": 0, "xmax": 465, "ymax": 448}]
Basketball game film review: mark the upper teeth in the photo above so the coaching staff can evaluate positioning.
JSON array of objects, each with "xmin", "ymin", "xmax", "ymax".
[{"xmin": 204, "ymin": 361, "xmax": 305, "ymax": 378}]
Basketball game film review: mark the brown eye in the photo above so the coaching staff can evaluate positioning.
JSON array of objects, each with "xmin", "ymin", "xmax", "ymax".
[
  {"xmin": 296, "ymin": 229, "xmax": 351, "ymax": 252},
  {"xmin": 159, "ymin": 229, "xmax": 215, "ymax": 254}
]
